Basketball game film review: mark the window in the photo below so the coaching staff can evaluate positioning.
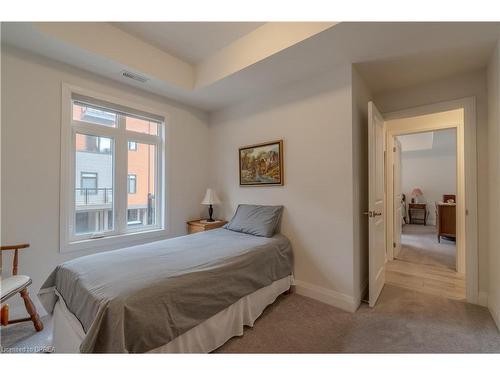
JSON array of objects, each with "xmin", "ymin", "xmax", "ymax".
[
  {"xmin": 75, "ymin": 212, "xmax": 91, "ymax": 234},
  {"xmin": 76, "ymin": 134, "xmax": 112, "ymax": 154},
  {"xmin": 61, "ymin": 86, "xmax": 165, "ymax": 252},
  {"xmin": 73, "ymin": 102, "xmax": 117, "ymax": 127},
  {"xmin": 126, "ymin": 116, "xmax": 158, "ymax": 135},
  {"xmin": 75, "ymin": 134, "xmax": 113, "ymax": 234},
  {"xmin": 127, "ymin": 208, "xmax": 142, "ymax": 225},
  {"xmin": 80, "ymin": 172, "xmax": 98, "ymax": 195},
  {"xmin": 128, "ymin": 141, "xmax": 137, "ymax": 151},
  {"xmin": 127, "ymin": 174, "xmax": 137, "ymax": 194},
  {"xmin": 128, "ymin": 143, "xmax": 157, "ymax": 228}
]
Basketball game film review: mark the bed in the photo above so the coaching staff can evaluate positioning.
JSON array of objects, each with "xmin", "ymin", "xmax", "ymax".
[{"xmin": 39, "ymin": 221, "xmax": 293, "ymax": 353}]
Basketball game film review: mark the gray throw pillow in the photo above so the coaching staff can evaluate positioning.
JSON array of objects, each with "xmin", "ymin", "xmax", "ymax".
[{"xmin": 224, "ymin": 204, "xmax": 283, "ymax": 237}]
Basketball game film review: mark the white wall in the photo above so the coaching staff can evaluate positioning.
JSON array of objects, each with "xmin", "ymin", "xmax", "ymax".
[
  {"xmin": 487, "ymin": 40, "xmax": 500, "ymax": 329},
  {"xmin": 1, "ymin": 46, "xmax": 210, "ymax": 316},
  {"xmin": 399, "ymin": 129, "xmax": 457, "ymax": 226},
  {"xmin": 375, "ymin": 69, "xmax": 490, "ymax": 296},
  {"xmin": 209, "ymin": 66, "xmax": 362, "ymax": 311}
]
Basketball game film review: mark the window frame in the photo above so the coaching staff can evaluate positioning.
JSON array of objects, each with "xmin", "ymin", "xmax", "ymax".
[{"xmin": 60, "ymin": 83, "xmax": 169, "ymax": 253}]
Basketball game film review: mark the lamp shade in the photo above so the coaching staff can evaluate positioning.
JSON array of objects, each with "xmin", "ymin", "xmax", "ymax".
[
  {"xmin": 201, "ymin": 188, "xmax": 221, "ymax": 205},
  {"xmin": 411, "ymin": 187, "xmax": 423, "ymax": 197}
]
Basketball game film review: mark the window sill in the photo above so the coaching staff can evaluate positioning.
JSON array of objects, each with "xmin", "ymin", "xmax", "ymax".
[{"xmin": 60, "ymin": 227, "xmax": 169, "ymax": 254}]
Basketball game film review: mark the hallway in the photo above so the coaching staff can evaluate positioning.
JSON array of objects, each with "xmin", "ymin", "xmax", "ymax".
[
  {"xmin": 397, "ymin": 224, "xmax": 456, "ymax": 270},
  {"xmin": 386, "ymin": 224, "xmax": 465, "ymax": 301}
]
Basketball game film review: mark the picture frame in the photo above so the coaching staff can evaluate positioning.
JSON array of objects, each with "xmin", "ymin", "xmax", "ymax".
[{"xmin": 239, "ymin": 140, "xmax": 284, "ymax": 186}]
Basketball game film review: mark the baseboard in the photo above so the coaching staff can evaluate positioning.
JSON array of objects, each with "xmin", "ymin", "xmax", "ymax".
[
  {"xmin": 294, "ymin": 280, "xmax": 358, "ymax": 312},
  {"xmin": 489, "ymin": 297, "xmax": 500, "ymax": 332},
  {"xmin": 477, "ymin": 291, "xmax": 488, "ymax": 307}
]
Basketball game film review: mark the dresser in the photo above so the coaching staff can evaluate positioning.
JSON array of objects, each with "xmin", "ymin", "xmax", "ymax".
[
  {"xmin": 187, "ymin": 219, "xmax": 227, "ymax": 234},
  {"xmin": 436, "ymin": 202, "xmax": 456, "ymax": 242}
]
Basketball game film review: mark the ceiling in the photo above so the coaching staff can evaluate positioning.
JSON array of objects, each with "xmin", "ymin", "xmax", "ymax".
[
  {"xmin": 355, "ymin": 42, "xmax": 495, "ymax": 94},
  {"xmin": 2, "ymin": 22, "xmax": 499, "ymax": 111},
  {"xmin": 113, "ymin": 22, "xmax": 264, "ymax": 64}
]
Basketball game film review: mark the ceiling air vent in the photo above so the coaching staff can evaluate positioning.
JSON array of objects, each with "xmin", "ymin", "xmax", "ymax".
[{"xmin": 121, "ymin": 70, "xmax": 149, "ymax": 83}]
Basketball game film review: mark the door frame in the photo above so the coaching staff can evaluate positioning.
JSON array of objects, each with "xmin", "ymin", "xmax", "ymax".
[
  {"xmin": 392, "ymin": 138, "xmax": 403, "ymax": 259},
  {"xmin": 383, "ymin": 97, "xmax": 478, "ymax": 304}
]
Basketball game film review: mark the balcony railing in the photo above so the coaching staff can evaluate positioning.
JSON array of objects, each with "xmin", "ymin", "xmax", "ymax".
[{"xmin": 75, "ymin": 188, "xmax": 112, "ymax": 206}]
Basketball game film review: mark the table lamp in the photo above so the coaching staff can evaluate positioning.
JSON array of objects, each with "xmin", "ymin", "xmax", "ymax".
[
  {"xmin": 411, "ymin": 187, "xmax": 423, "ymax": 203},
  {"xmin": 201, "ymin": 188, "xmax": 221, "ymax": 222}
]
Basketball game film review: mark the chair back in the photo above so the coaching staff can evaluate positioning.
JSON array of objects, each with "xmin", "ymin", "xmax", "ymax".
[
  {"xmin": 443, "ymin": 194, "xmax": 456, "ymax": 203},
  {"xmin": 0, "ymin": 243, "xmax": 30, "ymax": 275}
]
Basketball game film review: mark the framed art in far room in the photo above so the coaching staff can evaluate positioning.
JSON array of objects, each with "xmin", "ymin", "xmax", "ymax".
[{"xmin": 239, "ymin": 140, "xmax": 284, "ymax": 186}]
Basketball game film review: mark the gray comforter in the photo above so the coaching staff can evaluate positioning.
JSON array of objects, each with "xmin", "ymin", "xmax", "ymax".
[{"xmin": 39, "ymin": 229, "xmax": 293, "ymax": 353}]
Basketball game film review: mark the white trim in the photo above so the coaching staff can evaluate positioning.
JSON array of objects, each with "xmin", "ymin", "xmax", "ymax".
[
  {"xmin": 62, "ymin": 228, "xmax": 169, "ymax": 253},
  {"xmin": 114, "ymin": 113, "xmax": 127, "ymax": 236},
  {"xmin": 67, "ymin": 84, "xmax": 168, "ymax": 123},
  {"xmin": 59, "ymin": 82, "xmax": 170, "ymax": 253},
  {"xmin": 489, "ymin": 296, "xmax": 500, "ymax": 332},
  {"xmin": 294, "ymin": 280, "xmax": 359, "ymax": 313},
  {"xmin": 383, "ymin": 97, "xmax": 478, "ymax": 305}
]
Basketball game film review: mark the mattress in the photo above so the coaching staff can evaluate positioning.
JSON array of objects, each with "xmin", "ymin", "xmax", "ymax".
[
  {"xmin": 40, "ymin": 228, "xmax": 293, "ymax": 353},
  {"xmin": 53, "ymin": 275, "xmax": 293, "ymax": 353}
]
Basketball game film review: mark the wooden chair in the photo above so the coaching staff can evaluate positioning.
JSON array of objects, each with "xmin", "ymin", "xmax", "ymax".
[
  {"xmin": 443, "ymin": 194, "xmax": 456, "ymax": 203},
  {"xmin": 1, "ymin": 244, "xmax": 43, "ymax": 331}
]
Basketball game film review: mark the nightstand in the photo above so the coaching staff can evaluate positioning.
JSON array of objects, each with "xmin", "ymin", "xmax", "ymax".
[
  {"xmin": 187, "ymin": 219, "xmax": 227, "ymax": 234},
  {"xmin": 408, "ymin": 203, "xmax": 427, "ymax": 225}
]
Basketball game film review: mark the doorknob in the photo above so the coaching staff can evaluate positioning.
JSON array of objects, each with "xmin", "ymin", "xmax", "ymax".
[{"xmin": 363, "ymin": 211, "xmax": 382, "ymax": 218}]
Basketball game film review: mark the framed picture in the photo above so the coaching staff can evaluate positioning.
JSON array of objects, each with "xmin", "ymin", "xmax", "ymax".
[{"xmin": 239, "ymin": 140, "xmax": 284, "ymax": 186}]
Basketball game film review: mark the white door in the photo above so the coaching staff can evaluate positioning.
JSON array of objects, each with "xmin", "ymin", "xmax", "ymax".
[
  {"xmin": 368, "ymin": 101, "xmax": 386, "ymax": 307},
  {"xmin": 393, "ymin": 138, "xmax": 402, "ymax": 258}
]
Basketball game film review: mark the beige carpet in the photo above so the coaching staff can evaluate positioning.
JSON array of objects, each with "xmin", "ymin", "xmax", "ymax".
[
  {"xmin": 0, "ymin": 316, "xmax": 53, "ymax": 353},
  {"xmin": 3, "ymin": 285, "xmax": 499, "ymax": 353},
  {"xmin": 397, "ymin": 224, "xmax": 456, "ymax": 270},
  {"xmin": 216, "ymin": 285, "xmax": 500, "ymax": 353}
]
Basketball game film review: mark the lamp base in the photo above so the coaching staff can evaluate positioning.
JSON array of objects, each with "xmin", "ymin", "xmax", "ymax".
[{"xmin": 207, "ymin": 204, "xmax": 215, "ymax": 222}]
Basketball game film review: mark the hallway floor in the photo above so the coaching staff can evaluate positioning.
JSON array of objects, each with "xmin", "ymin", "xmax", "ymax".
[
  {"xmin": 386, "ymin": 224, "xmax": 465, "ymax": 301},
  {"xmin": 397, "ymin": 224, "xmax": 456, "ymax": 270}
]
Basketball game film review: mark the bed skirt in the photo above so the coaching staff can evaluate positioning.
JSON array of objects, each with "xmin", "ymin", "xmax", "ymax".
[{"xmin": 53, "ymin": 275, "xmax": 293, "ymax": 353}]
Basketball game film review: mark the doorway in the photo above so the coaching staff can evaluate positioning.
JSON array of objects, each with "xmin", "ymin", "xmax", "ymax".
[
  {"xmin": 387, "ymin": 126, "xmax": 464, "ymax": 300},
  {"xmin": 367, "ymin": 98, "xmax": 478, "ymax": 306}
]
